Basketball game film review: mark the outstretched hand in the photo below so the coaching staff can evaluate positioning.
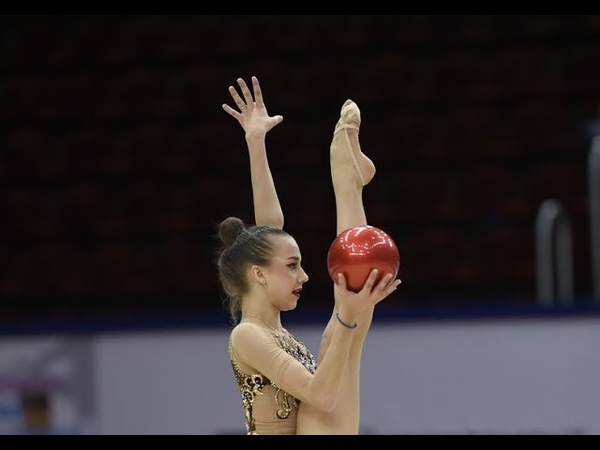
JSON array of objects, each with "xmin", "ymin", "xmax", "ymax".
[{"xmin": 222, "ymin": 76, "xmax": 283, "ymax": 139}]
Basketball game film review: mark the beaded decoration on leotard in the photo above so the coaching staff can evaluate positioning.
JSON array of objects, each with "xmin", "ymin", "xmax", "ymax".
[{"xmin": 229, "ymin": 327, "xmax": 316, "ymax": 435}]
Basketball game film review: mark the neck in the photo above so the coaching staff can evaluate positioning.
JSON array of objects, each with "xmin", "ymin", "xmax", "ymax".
[{"xmin": 243, "ymin": 313, "xmax": 282, "ymax": 332}]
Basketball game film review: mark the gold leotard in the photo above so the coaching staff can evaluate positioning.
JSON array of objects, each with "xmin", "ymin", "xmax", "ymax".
[{"xmin": 229, "ymin": 327, "xmax": 316, "ymax": 435}]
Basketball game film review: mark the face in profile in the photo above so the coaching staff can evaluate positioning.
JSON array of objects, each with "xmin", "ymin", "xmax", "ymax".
[{"xmin": 263, "ymin": 235, "xmax": 309, "ymax": 311}]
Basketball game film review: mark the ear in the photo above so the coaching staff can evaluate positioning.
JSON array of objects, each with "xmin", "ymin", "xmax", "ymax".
[{"xmin": 249, "ymin": 265, "xmax": 267, "ymax": 286}]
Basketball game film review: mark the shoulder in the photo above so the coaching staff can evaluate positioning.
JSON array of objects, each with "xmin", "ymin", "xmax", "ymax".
[
  {"xmin": 230, "ymin": 322, "xmax": 280, "ymax": 369},
  {"xmin": 230, "ymin": 322, "xmax": 272, "ymax": 351}
]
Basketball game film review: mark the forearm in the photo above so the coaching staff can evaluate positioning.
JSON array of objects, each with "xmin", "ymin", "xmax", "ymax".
[
  {"xmin": 349, "ymin": 307, "xmax": 374, "ymax": 361},
  {"xmin": 317, "ymin": 306, "xmax": 374, "ymax": 363},
  {"xmin": 306, "ymin": 311, "xmax": 358, "ymax": 412},
  {"xmin": 246, "ymin": 134, "xmax": 284, "ymax": 228}
]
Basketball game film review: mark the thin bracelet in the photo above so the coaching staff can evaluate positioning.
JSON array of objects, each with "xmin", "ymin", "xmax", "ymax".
[{"xmin": 336, "ymin": 312, "xmax": 358, "ymax": 329}]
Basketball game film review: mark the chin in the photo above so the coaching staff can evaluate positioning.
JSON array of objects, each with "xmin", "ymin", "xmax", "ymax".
[{"xmin": 282, "ymin": 301, "xmax": 298, "ymax": 312}]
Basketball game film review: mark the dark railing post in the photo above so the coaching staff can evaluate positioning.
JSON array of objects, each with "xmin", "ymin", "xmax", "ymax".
[{"xmin": 590, "ymin": 136, "xmax": 600, "ymax": 303}]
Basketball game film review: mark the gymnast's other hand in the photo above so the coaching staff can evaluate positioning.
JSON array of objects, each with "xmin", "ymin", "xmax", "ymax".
[
  {"xmin": 334, "ymin": 269, "xmax": 401, "ymax": 316},
  {"xmin": 222, "ymin": 76, "xmax": 283, "ymax": 140}
]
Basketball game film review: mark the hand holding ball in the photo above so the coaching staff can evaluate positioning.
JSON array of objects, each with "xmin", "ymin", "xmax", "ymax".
[{"xmin": 327, "ymin": 225, "xmax": 400, "ymax": 292}]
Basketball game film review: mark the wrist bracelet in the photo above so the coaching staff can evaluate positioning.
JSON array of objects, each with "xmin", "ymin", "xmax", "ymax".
[{"xmin": 336, "ymin": 312, "xmax": 358, "ymax": 329}]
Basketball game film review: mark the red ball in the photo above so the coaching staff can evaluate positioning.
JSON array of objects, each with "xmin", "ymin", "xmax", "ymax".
[{"xmin": 327, "ymin": 225, "xmax": 400, "ymax": 293}]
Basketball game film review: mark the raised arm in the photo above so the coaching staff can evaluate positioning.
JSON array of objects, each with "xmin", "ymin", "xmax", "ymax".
[{"xmin": 222, "ymin": 76, "xmax": 284, "ymax": 229}]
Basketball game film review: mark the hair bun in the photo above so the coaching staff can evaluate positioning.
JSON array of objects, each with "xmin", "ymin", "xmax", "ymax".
[{"xmin": 218, "ymin": 216, "xmax": 246, "ymax": 247}]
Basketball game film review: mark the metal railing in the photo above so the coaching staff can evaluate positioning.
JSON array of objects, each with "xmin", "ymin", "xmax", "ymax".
[
  {"xmin": 536, "ymin": 127, "xmax": 600, "ymax": 306},
  {"xmin": 590, "ymin": 136, "xmax": 600, "ymax": 302},
  {"xmin": 535, "ymin": 199, "xmax": 574, "ymax": 307}
]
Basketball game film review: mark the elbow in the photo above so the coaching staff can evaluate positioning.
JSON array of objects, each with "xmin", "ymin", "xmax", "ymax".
[
  {"xmin": 274, "ymin": 215, "xmax": 284, "ymax": 229},
  {"xmin": 300, "ymin": 377, "xmax": 340, "ymax": 413},
  {"xmin": 310, "ymin": 392, "xmax": 338, "ymax": 413},
  {"xmin": 261, "ymin": 216, "xmax": 284, "ymax": 229},
  {"xmin": 320, "ymin": 398, "xmax": 337, "ymax": 414}
]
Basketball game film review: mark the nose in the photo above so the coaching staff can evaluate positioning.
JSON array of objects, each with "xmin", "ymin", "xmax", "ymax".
[{"xmin": 300, "ymin": 267, "xmax": 309, "ymax": 284}]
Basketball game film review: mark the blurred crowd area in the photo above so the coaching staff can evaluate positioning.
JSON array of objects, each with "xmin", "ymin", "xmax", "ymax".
[{"xmin": 0, "ymin": 15, "xmax": 598, "ymax": 321}]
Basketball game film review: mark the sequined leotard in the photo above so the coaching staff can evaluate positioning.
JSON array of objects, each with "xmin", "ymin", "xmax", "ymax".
[{"xmin": 229, "ymin": 325, "xmax": 316, "ymax": 435}]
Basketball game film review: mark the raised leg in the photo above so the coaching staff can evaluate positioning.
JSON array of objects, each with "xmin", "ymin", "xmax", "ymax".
[
  {"xmin": 297, "ymin": 99, "xmax": 377, "ymax": 435},
  {"xmin": 330, "ymin": 99, "xmax": 375, "ymax": 234}
]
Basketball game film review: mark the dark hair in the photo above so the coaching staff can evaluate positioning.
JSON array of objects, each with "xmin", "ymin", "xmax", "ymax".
[{"xmin": 216, "ymin": 216, "xmax": 290, "ymax": 324}]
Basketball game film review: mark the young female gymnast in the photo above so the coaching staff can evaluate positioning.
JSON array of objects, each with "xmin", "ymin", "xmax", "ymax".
[{"xmin": 216, "ymin": 76, "xmax": 401, "ymax": 434}]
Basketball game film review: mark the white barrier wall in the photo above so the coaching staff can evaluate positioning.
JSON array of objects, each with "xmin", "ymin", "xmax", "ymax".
[{"xmin": 1, "ymin": 314, "xmax": 599, "ymax": 435}]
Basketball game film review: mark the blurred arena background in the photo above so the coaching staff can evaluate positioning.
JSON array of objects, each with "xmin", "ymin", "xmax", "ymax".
[{"xmin": 0, "ymin": 15, "xmax": 599, "ymax": 434}]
